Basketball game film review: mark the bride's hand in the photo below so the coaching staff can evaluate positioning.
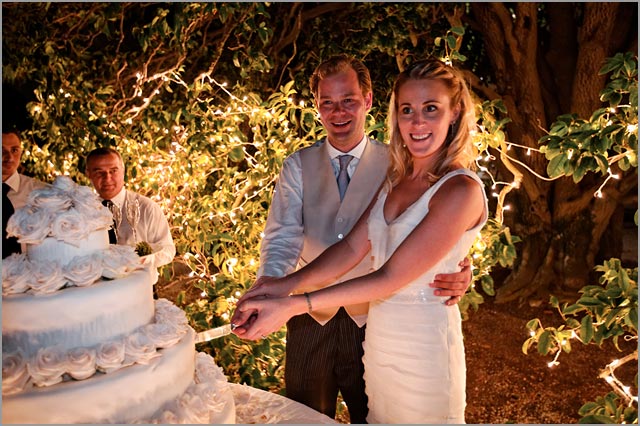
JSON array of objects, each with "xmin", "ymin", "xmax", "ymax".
[{"xmin": 236, "ymin": 275, "xmax": 291, "ymax": 305}]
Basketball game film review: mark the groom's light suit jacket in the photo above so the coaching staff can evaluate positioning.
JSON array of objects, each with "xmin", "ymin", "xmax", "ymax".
[{"xmin": 296, "ymin": 137, "xmax": 388, "ymax": 326}]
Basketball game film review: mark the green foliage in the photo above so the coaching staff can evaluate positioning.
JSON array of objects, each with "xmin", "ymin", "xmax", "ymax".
[
  {"xmin": 460, "ymin": 218, "xmax": 521, "ymax": 318},
  {"xmin": 3, "ymin": 4, "xmax": 635, "ymax": 413},
  {"xmin": 539, "ymin": 53, "xmax": 638, "ymax": 183},
  {"xmin": 523, "ymin": 260, "xmax": 638, "ymax": 422},
  {"xmin": 579, "ymin": 392, "xmax": 638, "ymax": 424},
  {"xmin": 2, "ymin": 3, "xmax": 513, "ymax": 394},
  {"xmin": 135, "ymin": 241, "xmax": 153, "ymax": 256}
]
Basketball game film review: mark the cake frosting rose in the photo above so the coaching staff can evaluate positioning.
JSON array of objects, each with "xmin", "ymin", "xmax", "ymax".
[{"xmin": 2, "ymin": 175, "xmax": 235, "ymax": 424}]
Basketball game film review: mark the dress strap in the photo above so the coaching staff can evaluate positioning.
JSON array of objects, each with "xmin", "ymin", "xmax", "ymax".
[{"xmin": 429, "ymin": 169, "xmax": 488, "ymax": 226}]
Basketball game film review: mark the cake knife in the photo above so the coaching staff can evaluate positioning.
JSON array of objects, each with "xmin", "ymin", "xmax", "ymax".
[{"xmin": 194, "ymin": 323, "xmax": 237, "ymax": 343}]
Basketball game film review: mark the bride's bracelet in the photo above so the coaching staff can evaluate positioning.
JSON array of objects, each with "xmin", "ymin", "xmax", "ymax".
[{"xmin": 303, "ymin": 292, "xmax": 313, "ymax": 313}]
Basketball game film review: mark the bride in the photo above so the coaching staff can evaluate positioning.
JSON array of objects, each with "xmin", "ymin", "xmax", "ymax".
[{"xmin": 232, "ymin": 58, "xmax": 488, "ymax": 424}]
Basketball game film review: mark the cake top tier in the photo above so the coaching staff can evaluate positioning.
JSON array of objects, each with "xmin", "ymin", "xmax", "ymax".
[{"xmin": 6, "ymin": 175, "xmax": 113, "ymax": 246}]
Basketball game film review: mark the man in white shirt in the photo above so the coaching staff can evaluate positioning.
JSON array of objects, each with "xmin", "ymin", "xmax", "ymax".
[
  {"xmin": 85, "ymin": 147, "xmax": 176, "ymax": 284},
  {"xmin": 2, "ymin": 131, "xmax": 48, "ymax": 258},
  {"xmin": 250, "ymin": 55, "xmax": 472, "ymax": 423}
]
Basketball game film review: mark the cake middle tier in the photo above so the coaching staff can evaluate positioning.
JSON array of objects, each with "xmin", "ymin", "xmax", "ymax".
[
  {"xmin": 2, "ymin": 267, "xmax": 155, "ymax": 357},
  {"xmin": 2, "ymin": 329, "xmax": 197, "ymax": 424}
]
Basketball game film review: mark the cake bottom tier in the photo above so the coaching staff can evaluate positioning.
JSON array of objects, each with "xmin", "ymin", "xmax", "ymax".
[{"xmin": 2, "ymin": 330, "xmax": 235, "ymax": 424}]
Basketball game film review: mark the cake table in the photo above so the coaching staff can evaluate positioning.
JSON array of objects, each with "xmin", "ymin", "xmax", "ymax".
[{"xmin": 230, "ymin": 383, "xmax": 338, "ymax": 424}]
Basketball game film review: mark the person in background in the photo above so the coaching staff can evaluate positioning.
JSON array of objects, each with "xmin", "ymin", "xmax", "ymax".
[
  {"xmin": 2, "ymin": 130, "xmax": 48, "ymax": 258},
  {"xmin": 240, "ymin": 55, "xmax": 473, "ymax": 423},
  {"xmin": 85, "ymin": 147, "xmax": 176, "ymax": 285}
]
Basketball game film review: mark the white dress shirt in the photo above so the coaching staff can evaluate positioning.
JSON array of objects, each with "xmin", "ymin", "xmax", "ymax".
[
  {"xmin": 105, "ymin": 188, "xmax": 176, "ymax": 274},
  {"xmin": 257, "ymin": 135, "xmax": 368, "ymax": 278},
  {"xmin": 4, "ymin": 172, "xmax": 49, "ymax": 253},
  {"xmin": 4, "ymin": 172, "xmax": 49, "ymax": 210}
]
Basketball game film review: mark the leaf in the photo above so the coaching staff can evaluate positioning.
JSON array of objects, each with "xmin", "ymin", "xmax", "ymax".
[
  {"xmin": 229, "ymin": 146, "xmax": 245, "ymax": 162},
  {"xmin": 580, "ymin": 315, "xmax": 594, "ymax": 344},
  {"xmin": 579, "ymin": 296, "xmax": 604, "ymax": 306},
  {"xmin": 446, "ymin": 34, "xmax": 457, "ymax": 49},
  {"xmin": 578, "ymin": 414, "xmax": 617, "ymax": 424},
  {"xmin": 538, "ymin": 330, "xmax": 551, "ymax": 355},
  {"xmin": 626, "ymin": 307, "xmax": 638, "ymax": 332},
  {"xmin": 547, "ymin": 153, "xmax": 567, "ymax": 178}
]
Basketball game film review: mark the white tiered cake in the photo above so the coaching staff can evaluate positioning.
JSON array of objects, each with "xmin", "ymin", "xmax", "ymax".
[{"xmin": 2, "ymin": 176, "xmax": 235, "ymax": 424}]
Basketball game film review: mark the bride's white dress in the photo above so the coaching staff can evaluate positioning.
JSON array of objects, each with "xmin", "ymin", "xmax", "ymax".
[{"xmin": 362, "ymin": 169, "xmax": 488, "ymax": 424}]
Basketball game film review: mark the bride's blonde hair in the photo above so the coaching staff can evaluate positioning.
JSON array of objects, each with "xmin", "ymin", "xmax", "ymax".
[{"xmin": 385, "ymin": 58, "xmax": 477, "ymax": 189}]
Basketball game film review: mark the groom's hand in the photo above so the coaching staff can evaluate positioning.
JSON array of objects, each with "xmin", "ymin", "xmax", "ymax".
[{"xmin": 429, "ymin": 257, "xmax": 473, "ymax": 306}]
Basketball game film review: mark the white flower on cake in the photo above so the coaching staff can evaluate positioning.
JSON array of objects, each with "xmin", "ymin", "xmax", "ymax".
[
  {"xmin": 2, "ymin": 254, "xmax": 32, "ymax": 295},
  {"xmin": 27, "ymin": 186, "xmax": 73, "ymax": 213},
  {"xmin": 123, "ymin": 332, "xmax": 160, "ymax": 366},
  {"xmin": 155, "ymin": 298, "xmax": 190, "ymax": 330},
  {"xmin": 51, "ymin": 208, "xmax": 93, "ymax": 244},
  {"xmin": 2, "ymin": 351, "xmax": 31, "ymax": 395},
  {"xmin": 27, "ymin": 346, "xmax": 68, "ymax": 387},
  {"xmin": 142, "ymin": 323, "xmax": 185, "ymax": 349},
  {"xmin": 63, "ymin": 254, "xmax": 103, "ymax": 287},
  {"xmin": 154, "ymin": 409, "xmax": 180, "ymax": 424},
  {"xmin": 27, "ymin": 261, "xmax": 66, "ymax": 295},
  {"xmin": 174, "ymin": 391, "xmax": 211, "ymax": 423},
  {"xmin": 101, "ymin": 245, "xmax": 144, "ymax": 279},
  {"xmin": 95, "ymin": 341, "xmax": 126, "ymax": 374},
  {"xmin": 194, "ymin": 352, "xmax": 227, "ymax": 384},
  {"xmin": 51, "ymin": 175, "xmax": 77, "ymax": 192},
  {"xmin": 195, "ymin": 382, "xmax": 230, "ymax": 413},
  {"xmin": 71, "ymin": 184, "xmax": 113, "ymax": 229},
  {"xmin": 6, "ymin": 208, "xmax": 51, "ymax": 244},
  {"xmin": 67, "ymin": 347, "xmax": 97, "ymax": 380}
]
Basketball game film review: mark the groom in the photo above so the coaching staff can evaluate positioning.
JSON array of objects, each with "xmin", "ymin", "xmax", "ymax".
[{"xmin": 240, "ymin": 55, "xmax": 472, "ymax": 423}]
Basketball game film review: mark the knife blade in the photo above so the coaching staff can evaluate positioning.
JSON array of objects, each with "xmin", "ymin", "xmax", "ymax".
[{"xmin": 194, "ymin": 323, "xmax": 236, "ymax": 343}]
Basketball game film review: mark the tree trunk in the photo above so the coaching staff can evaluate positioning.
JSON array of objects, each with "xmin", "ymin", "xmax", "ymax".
[{"xmin": 470, "ymin": 3, "xmax": 638, "ymax": 303}]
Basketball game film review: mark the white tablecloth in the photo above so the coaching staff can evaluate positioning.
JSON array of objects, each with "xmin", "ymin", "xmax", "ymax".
[{"xmin": 230, "ymin": 383, "xmax": 338, "ymax": 424}]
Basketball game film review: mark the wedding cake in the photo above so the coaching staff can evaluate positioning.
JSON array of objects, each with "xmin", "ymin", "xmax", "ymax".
[{"xmin": 2, "ymin": 176, "xmax": 236, "ymax": 424}]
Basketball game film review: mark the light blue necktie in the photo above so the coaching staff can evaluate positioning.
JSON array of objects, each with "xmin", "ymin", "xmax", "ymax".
[{"xmin": 337, "ymin": 155, "xmax": 353, "ymax": 201}]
